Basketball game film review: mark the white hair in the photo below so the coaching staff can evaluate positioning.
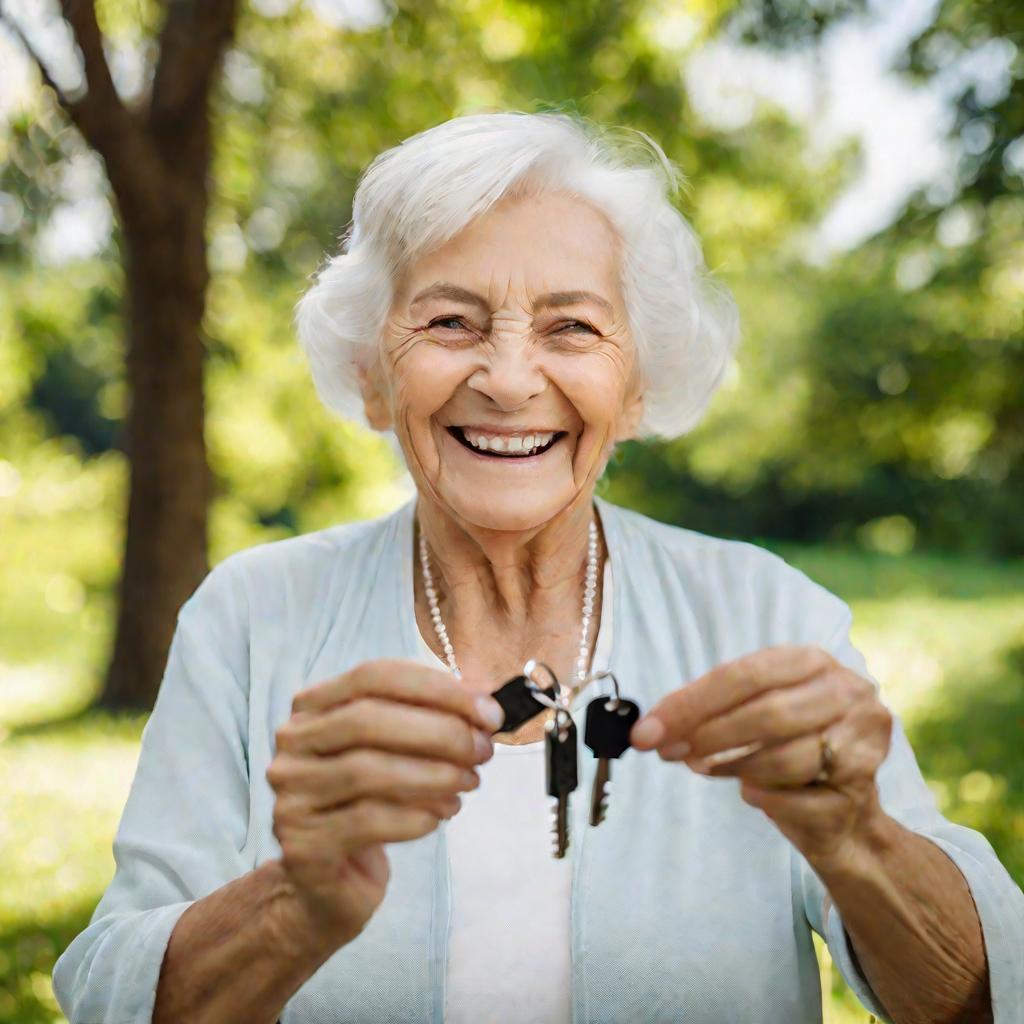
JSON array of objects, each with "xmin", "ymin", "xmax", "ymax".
[{"xmin": 294, "ymin": 110, "xmax": 740, "ymax": 439}]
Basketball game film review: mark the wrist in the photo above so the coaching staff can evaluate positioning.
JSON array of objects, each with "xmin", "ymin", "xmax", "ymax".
[
  {"xmin": 806, "ymin": 795, "xmax": 899, "ymax": 886},
  {"xmin": 255, "ymin": 859, "xmax": 353, "ymax": 963}
]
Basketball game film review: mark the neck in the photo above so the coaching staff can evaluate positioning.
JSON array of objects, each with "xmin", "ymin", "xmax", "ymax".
[{"xmin": 414, "ymin": 492, "xmax": 599, "ymax": 624}]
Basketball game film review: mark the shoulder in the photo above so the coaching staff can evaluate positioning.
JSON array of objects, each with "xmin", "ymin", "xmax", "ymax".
[
  {"xmin": 181, "ymin": 503, "xmax": 405, "ymax": 626},
  {"xmin": 601, "ymin": 499, "xmax": 852, "ymax": 644}
]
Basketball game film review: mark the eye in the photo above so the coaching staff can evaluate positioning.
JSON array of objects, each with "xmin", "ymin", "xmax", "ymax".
[
  {"xmin": 427, "ymin": 316, "xmax": 469, "ymax": 331},
  {"xmin": 555, "ymin": 320, "xmax": 597, "ymax": 335}
]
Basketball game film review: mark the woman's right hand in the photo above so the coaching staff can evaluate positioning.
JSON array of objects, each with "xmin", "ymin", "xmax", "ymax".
[{"xmin": 266, "ymin": 659, "xmax": 503, "ymax": 951}]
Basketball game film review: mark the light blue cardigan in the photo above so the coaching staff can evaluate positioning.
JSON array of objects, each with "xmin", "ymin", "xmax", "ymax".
[{"xmin": 53, "ymin": 496, "xmax": 1024, "ymax": 1023}]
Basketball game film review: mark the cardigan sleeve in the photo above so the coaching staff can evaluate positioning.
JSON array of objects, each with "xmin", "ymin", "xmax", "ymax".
[
  {"xmin": 51, "ymin": 559, "xmax": 254, "ymax": 1024},
  {"xmin": 797, "ymin": 600, "xmax": 1024, "ymax": 1024}
]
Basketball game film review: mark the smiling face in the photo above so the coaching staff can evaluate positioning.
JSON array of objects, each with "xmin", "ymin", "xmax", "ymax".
[{"xmin": 360, "ymin": 189, "xmax": 644, "ymax": 534}]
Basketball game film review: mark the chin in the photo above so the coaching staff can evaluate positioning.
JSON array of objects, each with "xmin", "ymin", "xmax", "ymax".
[{"xmin": 439, "ymin": 486, "xmax": 579, "ymax": 535}]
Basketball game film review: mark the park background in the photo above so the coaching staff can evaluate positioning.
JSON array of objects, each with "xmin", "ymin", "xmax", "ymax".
[{"xmin": 0, "ymin": 0, "xmax": 1021, "ymax": 1021}]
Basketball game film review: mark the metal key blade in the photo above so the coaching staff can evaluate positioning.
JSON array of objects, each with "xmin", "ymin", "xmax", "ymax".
[
  {"xmin": 589, "ymin": 757, "xmax": 611, "ymax": 827},
  {"xmin": 552, "ymin": 795, "xmax": 569, "ymax": 858},
  {"xmin": 545, "ymin": 710, "xmax": 578, "ymax": 859}
]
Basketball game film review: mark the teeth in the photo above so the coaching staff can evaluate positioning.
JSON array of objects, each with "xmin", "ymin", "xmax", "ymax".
[{"xmin": 463, "ymin": 430, "xmax": 556, "ymax": 456}]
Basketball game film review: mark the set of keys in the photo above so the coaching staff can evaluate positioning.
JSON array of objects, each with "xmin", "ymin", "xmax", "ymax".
[{"xmin": 489, "ymin": 661, "xmax": 641, "ymax": 858}]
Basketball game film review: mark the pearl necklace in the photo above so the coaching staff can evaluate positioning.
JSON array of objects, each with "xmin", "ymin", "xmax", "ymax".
[{"xmin": 418, "ymin": 514, "xmax": 601, "ymax": 692}]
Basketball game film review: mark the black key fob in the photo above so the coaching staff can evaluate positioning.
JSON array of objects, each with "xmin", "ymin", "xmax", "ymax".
[
  {"xmin": 584, "ymin": 697, "xmax": 641, "ymax": 759},
  {"xmin": 491, "ymin": 674, "xmax": 557, "ymax": 734}
]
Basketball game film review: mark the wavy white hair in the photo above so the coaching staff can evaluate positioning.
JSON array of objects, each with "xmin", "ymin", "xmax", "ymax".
[{"xmin": 294, "ymin": 110, "xmax": 740, "ymax": 440}]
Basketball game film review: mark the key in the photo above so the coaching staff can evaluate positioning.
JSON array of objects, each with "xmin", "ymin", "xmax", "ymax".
[
  {"xmin": 545, "ymin": 707, "xmax": 578, "ymax": 858},
  {"xmin": 490, "ymin": 674, "xmax": 558, "ymax": 735},
  {"xmin": 584, "ymin": 694, "xmax": 640, "ymax": 826}
]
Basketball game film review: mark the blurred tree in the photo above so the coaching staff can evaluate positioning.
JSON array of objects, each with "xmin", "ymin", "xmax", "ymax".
[
  {"xmin": 1, "ymin": 0, "xmax": 238, "ymax": 708},
  {"xmin": 794, "ymin": 0, "xmax": 1024, "ymax": 556},
  {"xmin": 605, "ymin": 0, "xmax": 1024, "ymax": 558}
]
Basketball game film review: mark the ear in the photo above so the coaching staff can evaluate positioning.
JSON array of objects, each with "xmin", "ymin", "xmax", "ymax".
[{"xmin": 357, "ymin": 358, "xmax": 393, "ymax": 431}]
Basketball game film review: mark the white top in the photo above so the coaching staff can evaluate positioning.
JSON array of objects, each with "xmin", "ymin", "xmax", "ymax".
[
  {"xmin": 419, "ymin": 557, "xmax": 615, "ymax": 1024},
  {"xmin": 51, "ymin": 496, "xmax": 1024, "ymax": 1024}
]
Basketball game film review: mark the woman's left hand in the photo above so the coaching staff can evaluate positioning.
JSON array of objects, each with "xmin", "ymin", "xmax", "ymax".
[{"xmin": 629, "ymin": 644, "xmax": 894, "ymax": 870}]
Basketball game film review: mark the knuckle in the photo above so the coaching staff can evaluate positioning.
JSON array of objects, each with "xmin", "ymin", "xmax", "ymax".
[
  {"xmin": 279, "ymin": 838, "xmax": 312, "ymax": 870},
  {"xmin": 760, "ymin": 695, "xmax": 788, "ymax": 733},
  {"xmin": 857, "ymin": 673, "xmax": 878, "ymax": 699},
  {"xmin": 415, "ymin": 807, "xmax": 441, "ymax": 833},
  {"xmin": 346, "ymin": 696, "xmax": 380, "ymax": 724},
  {"xmin": 274, "ymin": 794, "xmax": 308, "ymax": 830},
  {"xmin": 334, "ymin": 749, "xmax": 370, "ymax": 796},
  {"xmin": 874, "ymin": 701, "xmax": 894, "ymax": 733},
  {"xmin": 805, "ymin": 645, "xmax": 833, "ymax": 671},
  {"xmin": 348, "ymin": 660, "xmax": 375, "ymax": 689},
  {"xmin": 352, "ymin": 659, "xmax": 393, "ymax": 692},
  {"xmin": 290, "ymin": 686, "xmax": 314, "ymax": 715},
  {"xmin": 346, "ymin": 798, "xmax": 377, "ymax": 834},
  {"xmin": 266, "ymin": 754, "xmax": 302, "ymax": 790},
  {"xmin": 842, "ymin": 671, "xmax": 874, "ymax": 706}
]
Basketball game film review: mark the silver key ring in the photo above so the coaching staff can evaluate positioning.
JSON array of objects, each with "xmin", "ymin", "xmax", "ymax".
[
  {"xmin": 581, "ymin": 669, "xmax": 622, "ymax": 711},
  {"xmin": 522, "ymin": 659, "xmax": 571, "ymax": 713}
]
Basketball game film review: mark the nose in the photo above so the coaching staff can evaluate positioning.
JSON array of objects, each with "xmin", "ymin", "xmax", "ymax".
[{"xmin": 466, "ymin": 341, "xmax": 547, "ymax": 411}]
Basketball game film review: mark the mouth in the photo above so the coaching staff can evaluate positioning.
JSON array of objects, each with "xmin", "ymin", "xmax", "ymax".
[{"xmin": 446, "ymin": 426, "xmax": 568, "ymax": 459}]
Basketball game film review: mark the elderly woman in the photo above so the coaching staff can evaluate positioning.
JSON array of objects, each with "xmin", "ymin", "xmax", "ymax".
[{"xmin": 54, "ymin": 112, "xmax": 1022, "ymax": 1024}]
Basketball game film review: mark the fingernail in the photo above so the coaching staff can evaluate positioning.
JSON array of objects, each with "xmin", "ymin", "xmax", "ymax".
[
  {"xmin": 631, "ymin": 717, "xmax": 665, "ymax": 747},
  {"xmin": 460, "ymin": 770, "xmax": 480, "ymax": 791},
  {"xmin": 473, "ymin": 730, "xmax": 494, "ymax": 762},
  {"xmin": 475, "ymin": 696, "xmax": 505, "ymax": 732}
]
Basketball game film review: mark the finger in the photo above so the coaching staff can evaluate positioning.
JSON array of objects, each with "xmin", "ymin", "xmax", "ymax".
[
  {"xmin": 632, "ymin": 644, "xmax": 834, "ymax": 750},
  {"xmin": 409, "ymin": 793, "xmax": 462, "ymax": 819},
  {"xmin": 317, "ymin": 797, "xmax": 444, "ymax": 849},
  {"xmin": 292, "ymin": 659, "xmax": 504, "ymax": 733},
  {"xmin": 695, "ymin": 732, "xmax": 825, "ymax": 787},
  {"xmin": 695, "ymin": 694, "xmax": 891, "ymax": 787},
  {"xmin": 685, "ymin": 670, "xmax": 851, "ymax": 759},
  {"xmin": 267, "ymin": 749, "xmax": 480, "ymax": 809},
  {"xmin": 276, "ymin": 697, "xmax": 494, "ymax": 768},
  {"xmin": 277, "ymin": 801, "xmax": 444, "ymax": 871}
]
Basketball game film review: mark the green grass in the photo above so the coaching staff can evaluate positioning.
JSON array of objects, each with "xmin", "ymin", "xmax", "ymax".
[{"xmin": 1, "ymin": 538, "xmax": 1021, "ymax": 1023}]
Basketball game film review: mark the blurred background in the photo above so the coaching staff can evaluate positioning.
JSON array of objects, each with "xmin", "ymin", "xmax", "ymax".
[{"xmin": 0, "ymin": 0, "xmax": 1021, "ymax": 1020}]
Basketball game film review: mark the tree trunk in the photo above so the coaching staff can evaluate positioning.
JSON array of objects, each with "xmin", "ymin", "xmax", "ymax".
[
  {"xmin": 98, "ymin": 206, "xmax": 211, "ymax": 710},
  {"xmin": 3, "ymin": 0, "xmax": 237, "ymax": 710}
]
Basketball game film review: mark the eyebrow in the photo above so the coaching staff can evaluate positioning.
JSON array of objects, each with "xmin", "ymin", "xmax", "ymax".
[
  {"xmin": 409, "ymin": 282, "xmax": 614, "ymax": 315},
  {"xmin": 540, "ymin": 290, "xmax": 614, "ymax": 315},
  {"xmin": 409, "ymin": 283, "xmax": 489, "ymax": 310}
]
